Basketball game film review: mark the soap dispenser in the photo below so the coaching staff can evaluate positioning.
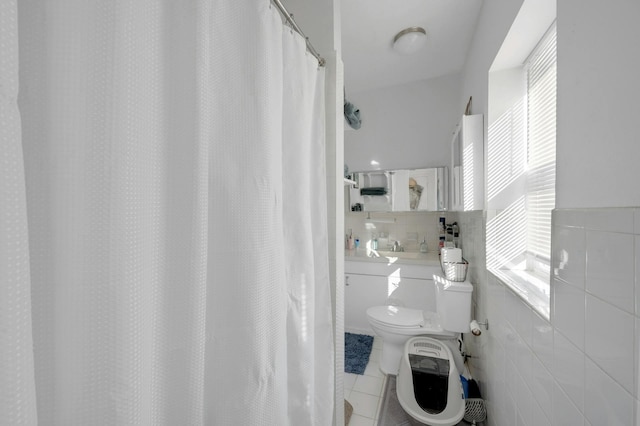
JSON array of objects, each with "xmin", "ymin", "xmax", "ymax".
[{"xmin": 419, "ymin": 237, "xmax": 428, "ymax": 253}]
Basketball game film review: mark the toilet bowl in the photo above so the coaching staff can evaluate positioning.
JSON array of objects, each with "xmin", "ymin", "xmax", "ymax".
[{"xmin": 396, "ymin": 336, "xmax": 465, "ymax": 426}]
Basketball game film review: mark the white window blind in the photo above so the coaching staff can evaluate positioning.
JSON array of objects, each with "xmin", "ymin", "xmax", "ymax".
[{"xmin": 526, "ymin": 23, "xmax": 556, "ymax": 267}]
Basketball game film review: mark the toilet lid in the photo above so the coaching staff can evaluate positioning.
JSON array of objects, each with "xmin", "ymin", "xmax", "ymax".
[{"xmin": 367, "ymin": 306, "xmax": 425, "ymax": 327}]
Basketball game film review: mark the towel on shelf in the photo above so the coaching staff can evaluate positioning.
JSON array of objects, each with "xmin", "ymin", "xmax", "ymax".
[{"xmin": 360, "ymin": 187, "xmax": 387, "ymax": 196}]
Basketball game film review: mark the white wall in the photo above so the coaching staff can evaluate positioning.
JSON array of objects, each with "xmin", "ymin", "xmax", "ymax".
[
  {"xmin": 344, "ymin": 73, "xmax": 461, "ymax": 172},
  {"xmin": 459, "ymin": 0, "xmax": 524, "ymax": 118},
  {"xmin": 487, "ymin": 67, "xmax": 527, "ymax": 210},
  {"xmin": 556, "ymin": 0, "xmax": 640, "ymax": 209}
]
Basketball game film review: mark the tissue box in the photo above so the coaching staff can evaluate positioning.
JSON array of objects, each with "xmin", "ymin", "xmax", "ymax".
[{"xmin": 441, "ymin": 247, "xmax": 462, "ymax": 263}]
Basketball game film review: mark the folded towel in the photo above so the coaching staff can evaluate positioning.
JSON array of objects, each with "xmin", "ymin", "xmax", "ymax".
[{"xmin": 360, "ymin": 187, "xmax": 387, "ymax": 196}]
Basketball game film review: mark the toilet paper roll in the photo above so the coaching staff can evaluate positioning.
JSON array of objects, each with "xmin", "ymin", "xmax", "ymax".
[
  {"xmin": 441, "ymin": 247, "xmax": 462, "ymax": 263},
  {"xmin": 470, "ymin": 320, "xmax": 481, "ymax": 336}
]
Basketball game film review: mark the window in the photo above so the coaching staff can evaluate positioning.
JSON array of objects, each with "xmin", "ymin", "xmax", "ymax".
[
  {"xmin": 486, "ymin": 22, "xmax": 556, "ymax": 318},
  {"xmin": 525, "ymin": 24, "xmax": 557, "ymax": 278}
]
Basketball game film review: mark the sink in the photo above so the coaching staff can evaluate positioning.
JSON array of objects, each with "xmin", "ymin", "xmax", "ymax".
[{"xmin": 376, "ymin": 250, "xmax": 428, "ymax": 260}]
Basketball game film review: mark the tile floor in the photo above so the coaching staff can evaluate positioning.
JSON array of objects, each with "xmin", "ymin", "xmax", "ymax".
[{"xmin": 344, "ymin": 336, "xmax": 387, "ymax": 426}]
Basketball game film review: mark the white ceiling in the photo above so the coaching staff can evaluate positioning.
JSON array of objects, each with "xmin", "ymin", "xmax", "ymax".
[{"xmin": 341, "ymin": 0, "xmax": 484, "ymax": 94}]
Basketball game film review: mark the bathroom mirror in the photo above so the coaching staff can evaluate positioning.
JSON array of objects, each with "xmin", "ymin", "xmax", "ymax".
[{"xmin": 347, "ymin": 167, "xmax": 447, "ymax": 212}]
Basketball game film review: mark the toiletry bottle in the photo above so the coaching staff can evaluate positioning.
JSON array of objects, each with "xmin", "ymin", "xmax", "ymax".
[
  {"xmin": 347, "ymin": 229, "xmax": 354, "ymax": 250},
  {"xmin": 452, "ymin": 222, "xmax": 459, "ymax": 248},
  {"xmin": 420, "ymin": 237, "xmax": 428, "ymax": 253},
  {"xmin": 438, "ymin": 218, "xmax": 446, "ymax": 251},
  {"xmin": 446, "ymin": 224, "xmax": 453, "ymax": 246}
]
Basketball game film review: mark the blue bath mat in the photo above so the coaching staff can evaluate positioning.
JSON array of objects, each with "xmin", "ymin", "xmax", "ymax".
[{"xmin": 344, "ymin": 332, "xmax": 374, "ymax": 375}]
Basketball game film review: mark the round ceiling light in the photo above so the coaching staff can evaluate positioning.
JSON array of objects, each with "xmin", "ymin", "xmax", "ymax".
[{"xmin": 393, "ymin": 27, "xmax": 427, "ymax": 55}]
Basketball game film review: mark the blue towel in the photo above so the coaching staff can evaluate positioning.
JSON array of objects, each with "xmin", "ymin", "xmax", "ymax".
[{"xmin": 360, "ymin": 187, "xmax": 387, "ymax": 196}]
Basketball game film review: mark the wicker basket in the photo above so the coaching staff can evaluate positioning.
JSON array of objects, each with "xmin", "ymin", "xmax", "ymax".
[
  {"xmin": 440, "ymin": 258, "xmax": 468, "ymax": 282},
  {"xmin": 464, "ymin": 398, "xmax": 486, "ymax": 424}
]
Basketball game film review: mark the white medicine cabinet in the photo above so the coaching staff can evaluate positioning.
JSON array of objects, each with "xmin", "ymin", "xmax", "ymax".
[
  {"xmin": 450, "ymin": 114, "xmax": 484, "ymax": 211},
  {"xmin": 346, "ymin": 167, "xmax": 447, "ymax": 212}
]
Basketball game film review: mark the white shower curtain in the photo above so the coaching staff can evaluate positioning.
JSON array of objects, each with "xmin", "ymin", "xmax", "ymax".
[{"xmin": 1, "ymin": 1, "xmax": 333, "ymax": 425}]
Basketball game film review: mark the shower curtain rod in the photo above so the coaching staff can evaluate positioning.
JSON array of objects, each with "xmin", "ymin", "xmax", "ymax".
[{"xmin": 271, "ymin": 0, "xmax": 326, "ymax": 67}]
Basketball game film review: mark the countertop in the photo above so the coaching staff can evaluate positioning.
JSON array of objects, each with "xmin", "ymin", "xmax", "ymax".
[{"xmin": 345, "ymin": 248, "xmax": 441, "ymax": 267}]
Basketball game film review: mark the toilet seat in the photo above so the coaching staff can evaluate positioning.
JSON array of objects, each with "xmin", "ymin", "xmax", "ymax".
[
  {"xmin": 366, "ymin": 305, "xmax": 425, "ymax": 327},
  {"xmin": 366, "ymin": 306, "xmax": 457, "ymax": 337}
]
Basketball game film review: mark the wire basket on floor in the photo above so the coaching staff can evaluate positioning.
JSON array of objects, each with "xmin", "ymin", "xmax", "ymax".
[
  {"xmin": 440, "ymin": 258, "xmax": 468, "ymax": 282},
  {"xmin": 464, "ymin": 398, "xmax": 486, "ymax": 425}
]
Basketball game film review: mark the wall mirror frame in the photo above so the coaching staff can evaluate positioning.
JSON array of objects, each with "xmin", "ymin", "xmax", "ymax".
[{"xmin": 346, "ymin": 167, "xmax": 448, "ymax": 212}]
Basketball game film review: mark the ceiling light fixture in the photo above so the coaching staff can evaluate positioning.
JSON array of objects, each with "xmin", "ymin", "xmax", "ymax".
[{"xmin": 393, "ymin": 27, "xmax": 427, "ymax": 55}]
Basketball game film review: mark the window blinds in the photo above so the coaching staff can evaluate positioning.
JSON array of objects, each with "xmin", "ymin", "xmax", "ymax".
[{"xmin": 526, "ymin": 23, "xmax": 557, "ymax": 262}]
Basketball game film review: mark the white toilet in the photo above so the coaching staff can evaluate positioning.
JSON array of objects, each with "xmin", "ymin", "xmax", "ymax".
[{"xmin": 366, "ymin": 274, "xmax": 472, "ymax": 426}]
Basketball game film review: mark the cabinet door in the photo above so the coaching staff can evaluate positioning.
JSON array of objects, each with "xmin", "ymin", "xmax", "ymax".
[
  {"xmin": 345, "ymin": 274, "xmax": 387, "ymax": 333},
  {"xmin": 451, "ymin": 114, "xmax": 484, "ymax": 211}
]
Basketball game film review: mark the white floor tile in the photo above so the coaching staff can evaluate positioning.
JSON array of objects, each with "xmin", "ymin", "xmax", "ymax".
[
  {"xmin": 353, "ymin": 374, "xmax": 384, "ymax": 396},
  {"xmin": 369, "ymin": 348, "xmax": 381, "ymax": 363},
  {"xmin": 363, "ymin": 361, "xmax": 384, "ymax": 378},
  {"xmin": 348, "ymin": 390, "xmax": 380, "ymax": 419},
  {"xmin": 375, "ymin": 388, "xmax": 385, "ymax": 420},
  {"xmin": 373, "ymin": 336, "xmax": 383, "ymax": 349},
  {"xmin": 344, "ymin": 373, "xmax": 357, "ymax": 391},
  {"xmin": 347, "ymin": 413, "xmax": 376, "ymax": 426}
]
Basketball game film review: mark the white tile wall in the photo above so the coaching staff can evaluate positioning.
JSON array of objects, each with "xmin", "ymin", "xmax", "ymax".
[
  {"xmin": 552, "ymin": 381, "xmax": 583, "ymax": 425},
  {"xmin": 585, "ymin": 294, "xmax": 635, "ymax": 394},
  {"xmin": 553, "ymin": 225, "xmax": 585, "ymax": 288},
  {"xmin": 553, "ymin": 329, "xmax": 584, "ymax": 412},
  {"xmin": 586, "ymin": 230, "xmax": 635, "ymax": 313},
  {"xmin": 553, "ymin": 278, "xmax": 586, "ymax": 351},
  {"xmin": 584, "ymin": 357, "xmax": 634, "ymax": 425},
  {"xmin": 455, "ymin": 207, "xmax": 640, "ymax": 426}
]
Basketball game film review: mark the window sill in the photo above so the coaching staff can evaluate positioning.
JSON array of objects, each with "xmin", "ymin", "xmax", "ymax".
[{"xmin": 488, "ymin": 268, "xmax": 550, "ymax": 319}]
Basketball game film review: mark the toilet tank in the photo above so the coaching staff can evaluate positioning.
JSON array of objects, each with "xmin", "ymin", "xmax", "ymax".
[{"xmin": 433, "ymin": 274, "xmax": 473, "ymax": 333}]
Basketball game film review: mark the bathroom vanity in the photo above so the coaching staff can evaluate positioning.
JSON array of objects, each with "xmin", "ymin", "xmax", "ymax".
[{"xmin": 344, "ymin": 253, "xmax": 442, "ymax": 334}]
